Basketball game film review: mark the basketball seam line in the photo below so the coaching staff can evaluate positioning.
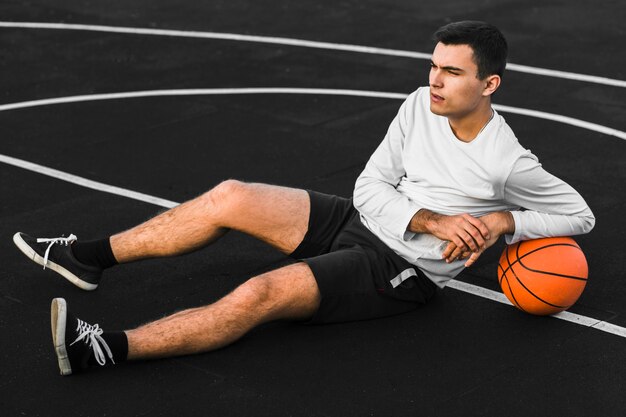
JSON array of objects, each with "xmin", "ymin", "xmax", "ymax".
[
  {"xmin": 499, "ymin": 243, "xmax": 587, "ymax": 281},
  {"xmin": 516, "ymin": 243, "xmax": 587, "ymax": 281},
  {"xmin": 503, "ymin": 248, "xmax": 527, "ymax": 312},
  {"xmin": 512, "ymin": 242, "xmax": 570, "ymax": 309}
]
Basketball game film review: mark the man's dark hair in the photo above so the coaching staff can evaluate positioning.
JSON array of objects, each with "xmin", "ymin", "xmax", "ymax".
[{"xmin": 433, "ymin": 21, "xmax": 508, "ymax": 80}]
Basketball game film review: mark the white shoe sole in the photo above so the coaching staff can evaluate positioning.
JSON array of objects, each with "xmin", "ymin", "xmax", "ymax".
[
  {"xmin": 51, "ymin": 298, "xmax": 73, "ymax": 376},
  {"xmin": 13, "ymin": 232, "xmax": 98, "ymax": 291}
]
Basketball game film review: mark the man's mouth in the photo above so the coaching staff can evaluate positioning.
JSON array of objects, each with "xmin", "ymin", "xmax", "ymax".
[{"xmin": 431, "ymin": 93, "xmax": 444, "ymax": 103}]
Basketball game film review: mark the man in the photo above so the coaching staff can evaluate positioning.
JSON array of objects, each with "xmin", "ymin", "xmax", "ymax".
[{"xmin": 13, "ymin": 21, "xmax": 594, "ymax": 376}]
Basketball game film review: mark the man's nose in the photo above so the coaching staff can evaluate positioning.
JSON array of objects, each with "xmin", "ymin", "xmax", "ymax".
[{"xmin": 430, "ymin": 70, "xmax": 442, "ymax": 88}]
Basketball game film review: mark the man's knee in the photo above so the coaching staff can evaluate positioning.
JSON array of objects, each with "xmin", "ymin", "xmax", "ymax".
[
  {"xmin": 233, "ymin": 264, "xmax": 320, "ymax": 321},
  {"xmin": 233, "ymin": 276, "xmax": 272, "ymax": 309},
  {"xmin": 200, "ymin": 179, "xmax": 249, "ymax": 218}
]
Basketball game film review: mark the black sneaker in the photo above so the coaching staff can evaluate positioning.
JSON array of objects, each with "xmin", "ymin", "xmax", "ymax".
[
  {"xmin": 13, "ymin": 232, "xmax": 101, "ymax": 290},
  {"xmin": 51, "ymin": 297, "xmax": 115, "ymax": 376}
]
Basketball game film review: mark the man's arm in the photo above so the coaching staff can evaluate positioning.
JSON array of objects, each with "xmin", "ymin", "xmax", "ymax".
[
  {"xmin": 446, "ymin": 155, "xmax": 594, "ymax": 268},
  {"xmin": 354, "ymin": 90, "xmax": 496, "ymax": 255},
  {"xmin": 353, "ymin": 94, "xmax": 424, "ymax": 240},
  {"xmin": 503, "ymin": 155, "xmax": 595, "ymax": 243}
]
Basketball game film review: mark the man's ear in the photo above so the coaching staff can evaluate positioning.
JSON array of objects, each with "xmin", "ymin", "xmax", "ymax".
[{"xmin": 482, "ymin": 74, "xmax": 501, "ymax": 97}]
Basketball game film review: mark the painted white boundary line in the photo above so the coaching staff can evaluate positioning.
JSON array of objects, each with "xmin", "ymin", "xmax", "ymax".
[
  {"xmin": 447, "ymin": 280, "xmax": 626, "ymax": 338},
  {"xmin": 1, "ymin": 21, "xmax": 625, "ymax": 88},
  {"xmin": 492, "ymin": 104, "xmax": 626, "ymax": 140},
  {"xmin": 1, "ymin": 88, "xmax": 624, "ymax": 140},
  {"xmin": 0, "ymin": 154, "xmax": 179, "ymax": 208},
  {"xmin": 0, "ymin": 88, "xmax": 409, "ymax": 111}
]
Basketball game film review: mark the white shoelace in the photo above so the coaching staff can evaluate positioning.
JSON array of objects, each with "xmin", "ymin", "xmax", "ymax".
[
  {"xmin": 36, "ymin": 234, "xmax": 77, "ymax": 270},
  {"xmin": 69, "ymin": 318, "xmax": 115, "ymax": 366}
]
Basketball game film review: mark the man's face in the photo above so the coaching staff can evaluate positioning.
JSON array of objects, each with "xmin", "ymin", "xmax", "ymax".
[{"xmin": 429, "ymin": 42, "xmax": 488, "ymax": 120}]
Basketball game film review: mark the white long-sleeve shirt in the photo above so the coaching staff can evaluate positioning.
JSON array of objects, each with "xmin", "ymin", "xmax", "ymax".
[{"xmin": 353, "ymin": 87, "xmax": 595, "ymax": 287}]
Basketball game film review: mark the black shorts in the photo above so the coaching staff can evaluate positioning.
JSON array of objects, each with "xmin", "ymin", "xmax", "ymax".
[{"xmin": 290, "ymin": 190, "xmax": 437, "ymax": 324}]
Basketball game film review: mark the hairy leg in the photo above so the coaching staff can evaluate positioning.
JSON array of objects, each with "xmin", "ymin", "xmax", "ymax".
[
  {"xmin": 125, "ymin": 262, "xmax": 319, "ymax": 359},
  {"xmin": 110, "ymin": 180, "xmax": 310, "ymax": 263}
]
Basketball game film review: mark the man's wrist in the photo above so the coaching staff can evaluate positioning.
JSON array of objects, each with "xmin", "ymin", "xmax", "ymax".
[
  {"xmin": 496, "ymin": 211, "xmax": 515, "ymax": 236},
  {"xmin": 408, "ymin": 209, "xmax": 438, "ymax": 234}
]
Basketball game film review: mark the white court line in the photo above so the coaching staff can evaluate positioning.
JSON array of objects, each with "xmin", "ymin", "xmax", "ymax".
[
  {"xmin": 0, "ymin": 88, "xmax": 409, "ymax": 111},
  {"xmin": 0, "ymin": 88, "xmax": 624, "ymax": 140},
  {"xmin": 492, "ymin": 104, "xmax": 626, "ymax": 140},
  {"xmin": 0, "ymin": 154, "xmax": 179, "ymax": 208},
  {"xmin": 447, "ymin": 280, "xmax": 626, "ymax": 338},
  {"xmin": 1, "ymin": 21, "xmax": 625, "ymax": 88}
]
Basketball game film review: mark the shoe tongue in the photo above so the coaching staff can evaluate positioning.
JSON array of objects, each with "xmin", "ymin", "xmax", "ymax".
[{"xmin": 66, "ymin": 332, "xmax": 95, "ymax": 372}]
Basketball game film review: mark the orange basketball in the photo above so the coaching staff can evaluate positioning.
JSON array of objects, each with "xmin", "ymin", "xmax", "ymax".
[{"xmin": 497, "ymin": 237, "xmax": 588, "ymax": 315}]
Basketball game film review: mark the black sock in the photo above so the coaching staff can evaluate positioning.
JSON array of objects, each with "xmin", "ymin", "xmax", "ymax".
[
  {"xmin": 87, "ymin": 331, "xmax": 129, "ymax": 366},
  {"xmin": 71, "ymin": 238, "xmax": 118, "ymax": 269}
]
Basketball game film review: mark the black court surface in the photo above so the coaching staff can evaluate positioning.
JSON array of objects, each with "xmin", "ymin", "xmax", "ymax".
[{"xmin": 1, "ymin": 1, "xmax": 625, "ymax": 416}]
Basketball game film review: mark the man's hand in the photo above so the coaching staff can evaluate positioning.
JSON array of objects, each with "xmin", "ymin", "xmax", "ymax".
[
  {"xmin": 409, "ymin": 209, "xmax": 491, "ymax": 254},
  {"xmin": 409, "ymin": 209, "xmax": 515, "ymax": 267},
  {"xmin": 442, "ymin": 211, "xmax": 515, "ymax": 267}
]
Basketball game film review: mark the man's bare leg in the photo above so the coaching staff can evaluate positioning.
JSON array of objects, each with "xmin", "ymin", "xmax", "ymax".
[
  {"xmin": 112, "ymin": 181, "xmax": 317, "ymax": 359},
  {"xmin": 110, "ymin": 180, "xmax": 310, "ymax": 263},
  {"xmin": 126, "ymin": 262, "xmax": 319, "ymax": 359},
  {"xmin": 47, "ymin": 181, "xmax": 321, "ymax": 374}
]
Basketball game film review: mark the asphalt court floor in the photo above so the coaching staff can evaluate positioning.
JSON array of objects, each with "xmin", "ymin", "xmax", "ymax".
[{"xmin": 1, "ymin": 1, "xmax": 625, "ymax": 416}]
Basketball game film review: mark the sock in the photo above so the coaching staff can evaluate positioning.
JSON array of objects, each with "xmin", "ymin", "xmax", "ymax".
[
  {"xmin": 87, "ymin": 331, "xmax": 129, "ymax": 366},
  {"xmin": 71, "ymin": 238, "xmax": 118, "ymax": 269}
]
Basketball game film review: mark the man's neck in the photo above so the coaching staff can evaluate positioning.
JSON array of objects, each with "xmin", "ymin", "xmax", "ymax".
[{"xmin": 448, "ymin": 103, "xmax": 494, "ymax": 143}]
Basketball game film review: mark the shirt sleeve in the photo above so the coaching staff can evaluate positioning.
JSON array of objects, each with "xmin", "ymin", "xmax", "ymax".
[
  {"xmin": 353, "ymin": 94, "xmax": 423, "ymax": 241},
  {"xmin": 504, "ymin": 154, "xmax": 595, "ymax": 244}
]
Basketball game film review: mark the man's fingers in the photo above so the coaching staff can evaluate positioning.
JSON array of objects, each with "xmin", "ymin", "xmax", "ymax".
[
  {"xmin": 464, "ymin": 251, "xmax": 482, "ymax": 267},
  {"xmin": 442, "ymin": 242, "xmax": 456, "ymax": 259},
  {"xmin": 439, "ymin": 213, "xmax": 495, "ymax": 263},
  {"xmin": 462, "ymin": 218, "xmax": 488, "ymax": 249},
  {"xmin": 459, "ymin": 230, "xmax": 481, "ymax": 252},
  {"xmin": 443, "ymin": 242, "xmax": 473, "ymax": 263},
  {"xmin": 450, "ymin": 236, "xmax": 466, "ymax": 252},
  {"xmin": 462, "ymin": 214, "xmax": 490, "ymax": 240},
  {"xmin": 450, "ymin": 244, "xmax": 467, "ymax": 261},
  {"xmin": 447, "ymin": 215, "xmax": 487, "ymax": 251},
  {"xmin": 432, "ymin": 212, "xmax": 489, "ymax": 250}
]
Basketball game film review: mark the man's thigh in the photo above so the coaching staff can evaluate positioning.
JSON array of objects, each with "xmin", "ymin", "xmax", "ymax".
[
  {"xmin": 298, "ymin": 214, "xmax": 438, "ymax": 324},
  {"xmin": 219, "ymin": 181, "xmax": 310, "ymax": 254},
  {"xmin": 289, "ymin": 190, "xmax": 355, "ymax": 259},
  {"xmin": 301, "ymin": 247, "xmax": 424, "ymax": 324}
]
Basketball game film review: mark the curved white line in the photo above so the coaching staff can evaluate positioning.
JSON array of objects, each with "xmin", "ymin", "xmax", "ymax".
[
  {"xmin": 0, "ymin": 88, "xmax": 624, "ymax": 140},
  {"xmin": 505, "ymin": 63, "xmax": 626, "ymax": 87},
  {"xmin": 1, "ymin": 21, "xmax": 625, "ymax": 88},
  {"xmin": 0, "ymin": 88, "xmax": 408, "ymax": 111},
  {"xmin": 492, "ymin": 104, "xmax": 626, "ymax": 140}
]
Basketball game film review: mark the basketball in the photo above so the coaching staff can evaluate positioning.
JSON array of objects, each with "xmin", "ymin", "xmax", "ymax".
[{"xmin": 497, "ymin": 237, "xmax": 588, "ymax": 315}]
